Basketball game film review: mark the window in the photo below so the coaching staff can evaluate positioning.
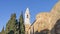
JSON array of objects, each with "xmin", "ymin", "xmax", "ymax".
[{"xmin": 27, "ymin": 15, "xmax": 28, "ymax": 18}]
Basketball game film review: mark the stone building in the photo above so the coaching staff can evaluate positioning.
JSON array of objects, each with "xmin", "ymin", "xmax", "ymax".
[
  {"xmin": 25, "ymin": 1, "xmax": 60, "ymax": 34},
  {"xmin": 0, "ymin": 0, "xmax": 60, "ymax": 34},
  {"xmin": 24, "ymin": 8, "xmax": 31, "ymax": 34}
]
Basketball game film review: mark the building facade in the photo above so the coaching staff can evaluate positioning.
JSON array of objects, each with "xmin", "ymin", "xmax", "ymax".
[
  {"xmin": 25, "ymin": 1, "xmax": 60, "ymax": 34},
  {"xmin": 0, "ymin": 0, "xmax": 60, "ymax": 34},
  {"xmin": 24, "ymin": 8, "xmax": 31, "ymax": 34}
]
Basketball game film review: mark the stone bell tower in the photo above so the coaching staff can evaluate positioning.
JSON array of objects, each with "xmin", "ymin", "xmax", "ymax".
[{"xmin": 24, "ymin": 8, "xmax": 31, "ymax": 34}]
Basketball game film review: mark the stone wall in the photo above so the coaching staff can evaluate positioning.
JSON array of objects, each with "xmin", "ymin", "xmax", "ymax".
[{"xmin": 30, "ymin": 1, "xmax": 60, "ymax": 34}]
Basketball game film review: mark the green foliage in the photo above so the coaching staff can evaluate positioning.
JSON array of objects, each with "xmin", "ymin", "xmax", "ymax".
[
  {"xmin": 8, "ymin": 30, "xmax": 14, "ymax": 34},
  {"xmin": 19, "ymin": 12, "xmax": 25, "ymax": 34},
  {"xmin": 0, "ymin": 27, "xmax": 5, "ymax": 34},
  {"xmin": 5, "ymin": 13, "xmax": 17, "ymax": 34},
  {"xmin": 0, "ymin": 12, "xmax": 25, "ymax": 34}
]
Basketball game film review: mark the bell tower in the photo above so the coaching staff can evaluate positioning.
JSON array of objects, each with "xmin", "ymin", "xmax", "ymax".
[{"xmin": 24, "ymin": 8, "xmax": 31, "ymax": 34}]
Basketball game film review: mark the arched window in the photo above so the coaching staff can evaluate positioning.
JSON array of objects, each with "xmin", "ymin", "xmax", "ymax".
[{"xmin": 27, "ymin": 15, "xmax": 28, "ymax": 18}]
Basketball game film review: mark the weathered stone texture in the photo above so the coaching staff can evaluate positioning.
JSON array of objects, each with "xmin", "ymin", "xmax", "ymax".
[{"xmin": 29, "ymin": 1, "xmax": 60, "ymax": 34}]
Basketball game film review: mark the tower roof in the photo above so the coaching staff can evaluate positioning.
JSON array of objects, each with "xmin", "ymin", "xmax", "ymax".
[
  {"xmin": 24, "ymin": 8, "xmax": 31, "ymax": 25},
  {"xmin": 25, "ymin": 8, "xmax": 30, "ymax": 14}
]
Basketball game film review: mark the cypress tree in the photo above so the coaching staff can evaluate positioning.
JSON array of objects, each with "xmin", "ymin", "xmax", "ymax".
[
  {"xmin": 1, "ymin": 27, "xmax": 5, "ymax": 34},
  {"xmin": 19, "ymin": 12, "xmax": 25, "ymax": 34},
  {"xmin": 6, "ymin": 13, "xmax": 17, "ymax": 34}
]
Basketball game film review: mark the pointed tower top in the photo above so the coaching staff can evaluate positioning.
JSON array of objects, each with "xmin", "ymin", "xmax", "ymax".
[
  {"xmin": 26, "ymin": 8, "xmax": 29, "ymax": 13},
  {"xmin": 26, "ymin": 8, "xmax": 29, "ymax": 11},
  {"xmin": 27, "ymin": 8, "xmax": 29, "ymax": 10},
  {"xmin": 24, "ymin": 8, "xmax": 31, "ymax": 25}
]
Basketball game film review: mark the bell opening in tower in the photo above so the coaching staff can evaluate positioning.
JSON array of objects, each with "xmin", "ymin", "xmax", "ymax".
[{"xmin": 27, "ymin": 15, "xmax": 28, "ymax": 18}]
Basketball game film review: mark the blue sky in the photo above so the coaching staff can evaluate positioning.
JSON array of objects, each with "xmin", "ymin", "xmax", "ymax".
[{"xmin": 0, "ymin": 0, "xmax": 58, "ymax": 32}]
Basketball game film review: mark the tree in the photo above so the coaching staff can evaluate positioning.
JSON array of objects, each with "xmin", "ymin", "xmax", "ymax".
[
  {"xmin": 1, "ymin": 27, "xmax": 5, "ymax": 34},
  {"xmin": 19, "ymin": 12, "xmax": 25, "ymax": 34},
  {"xmin": 8, "ymin": 30, "xmax": 14, "ymax": 34},
  {"xmin": 6, "ymin": 13, "xmax": 17, "ymax": 34}
]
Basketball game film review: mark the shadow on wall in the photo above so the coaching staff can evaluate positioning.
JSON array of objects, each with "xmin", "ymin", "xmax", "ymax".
[
  {"xmin": 7, "ymin": 19, "xmax": 60, "ymax": 34},
  {"xmin": 8, "ymin": 30, "xmax": 14, "ymax": 34},
  {"xmin": 34, "ymin": 19, "xmax": 60, "ymax": 34},
  {"xmin": 35, "ymin": 29, "xmax": 49, "ymax": 34},
  {"xmin": 51, "ymin": 19, "xmax": 60, "ymax": 34}
]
